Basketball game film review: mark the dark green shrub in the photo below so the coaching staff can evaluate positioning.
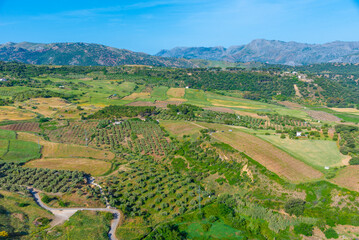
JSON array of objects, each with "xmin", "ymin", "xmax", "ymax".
[
  {"xmin": 349, "ymin": 157, "xmax": 359, "ymax": 165},
  {"xmin": 294, "ymin": 223, "xmax": 313, "ymax": 236},
  {"xmin": 324, "ymin": 228, "xmax": 339, "ymax": 239},
  {"xmin": 284, "ymin": 198, "xmax": 306, "ymax": 216}
]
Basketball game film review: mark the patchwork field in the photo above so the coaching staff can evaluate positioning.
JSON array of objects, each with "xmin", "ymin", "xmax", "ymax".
[
  {"xmin": 259, "ymin": 135, "xmax": 346, "ymax": 168},
  {"xmin": 25, "ymin": 158, "xmax": 111, "ymax": 176},
  {"xmin": 197, "ymin": 123, "xmax": 323, "ymax": 182},
  {"xmin": 0, "ymin": 106, "xmax": 36, "ymax": 121},
  {"xmin": 17, "ymin": 132, "xmax": 114, "ymax": 160}
]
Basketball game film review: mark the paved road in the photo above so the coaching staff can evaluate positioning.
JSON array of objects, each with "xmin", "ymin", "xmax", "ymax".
[{"xmin": 28, "ymin": 188, "xmax": 120, "ymax": 240}]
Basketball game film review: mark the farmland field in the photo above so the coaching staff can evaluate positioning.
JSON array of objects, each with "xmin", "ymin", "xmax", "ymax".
[
  {"xmin": 259, "ymin": 135, "xmax": 345, "ymax": 168},
  {"xmin": 197, "ymin": 122, "xmax": 323, "ymax": 182},
  {"xmin": 25, "ymin": 157, "xmax": 111, "ymax": 176},
  {"xmin": 1, "ymin": 139, "xmax": 41, "ymax": 162},
  {"xmin": 0, "ymin": 106, "xmax": 36, "ymax": 121},
  {"xmin": 2, "ymin": 63, "xmax": 359, "ymax": 239},
  {"xmin": 167, "ymin": 87, "xmax": 185, "ymax": 98},
  {"xmin": 331, "ymin": 166, "xmax": 359, "ymax": 192}
]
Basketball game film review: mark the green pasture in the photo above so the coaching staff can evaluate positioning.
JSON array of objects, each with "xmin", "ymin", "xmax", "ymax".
[
  {"xmin": 259, "ymin": 134, "xmax": 345, "ymax": 168},
  {"xmin": 0, "ymin": 129, "xmax": 41, "ymax": 163}
]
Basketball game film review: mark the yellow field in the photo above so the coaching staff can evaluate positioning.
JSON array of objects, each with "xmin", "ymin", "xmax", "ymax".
[
  {"xmin": 209, "ymin": 99, "xmax": 260, "ymax": 109},
  {"xmin": 0, "ymin": 106, "xmax": 36, "ymax": 121},
  {"xmin": 25, "ymin": 158, "xmax": 111, "ymax": 176},
  {"xmin": 17, "ymin": 132, "xmax": 114, "ymax": 160},
  {"xmin": 160, "ymin": 120, "xmax": 203, "ymax": 137},
  {"xmin": 19, "ymin": 97, "xmax": 71, "ymax": 117},
  {"xmin": 122, "ymin": 92, "xmax": 150, "ymax": 100},
  {"xmin": 167, "ymin": 88, "xmax": 185, "ymax": 98},
  {"xmin": 330, "ymin": 107, "xmax": 359, "ymax": 115}
]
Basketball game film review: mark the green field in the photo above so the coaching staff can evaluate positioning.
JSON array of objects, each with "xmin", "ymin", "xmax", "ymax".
[
  {"xmin": 259, "ymin": 134, "xmax": 345, "ymax": 168},
  {"xmin": 0, "ymin": 129, "xmax": 41, "ymax": 162},
  {"xmin": 48, "ymin": 211, "xmax": 111, "ymax": 240},
  {"xmin": 151, "ymin": 86, "xmax": 169, "ymax": 100}
]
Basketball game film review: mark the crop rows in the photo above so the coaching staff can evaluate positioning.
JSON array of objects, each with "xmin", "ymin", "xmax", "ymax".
[
  {"xmin": 101, "ymin": 158, "xmax": 211, "ymax": 220},
  {"xmin": 0, "ymin": 162, "xmax": 86, "ymax": 193},
  {"xmin": 94, "ymin": 120, "xmax": 174, "ymax": 156},
  {"xmin": 0, "ymin": 122, "xmax": 40, "ymax": 132},
  {"xmin": 46, "ymin": 121, "xmax": 97, "ymax": 145}
]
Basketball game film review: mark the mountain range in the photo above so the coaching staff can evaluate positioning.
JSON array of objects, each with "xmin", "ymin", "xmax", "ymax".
[
  {"xmin": 0, "ymin": 42, "xmax": 195, "ymax": 68},
  {"xmin": 2, "ymin": 40, "xmax": 359, "ymax": 67},
  {"xmin": 156, "ymin": 39, "xmax": 359, "ymax": 65}
]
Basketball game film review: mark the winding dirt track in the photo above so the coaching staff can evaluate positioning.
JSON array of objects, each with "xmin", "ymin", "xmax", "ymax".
[{"xmin": 28, "ymin": 188, "xmax": 120, "ymax": 240}]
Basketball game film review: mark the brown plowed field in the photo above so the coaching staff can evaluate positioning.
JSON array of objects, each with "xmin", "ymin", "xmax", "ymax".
[
  {"xmin": 306, "ymin": 110, "xmax": 341, "ymax": 122},
  {"xmin": 331, "ymin": 166, "xmax": 359, "ymax": 192},
  {"xmin": 0, "ymin": 122, "xmax": 40, "ymax": 132},
  {"xmin": 126, "ymin": 101, "xmax": 184, "ymax": 108}
]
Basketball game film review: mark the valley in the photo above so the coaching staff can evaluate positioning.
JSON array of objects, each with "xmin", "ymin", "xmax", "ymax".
[{"xmin": 0, "ymin": 62, "xmax": 359, "ymax": 239}]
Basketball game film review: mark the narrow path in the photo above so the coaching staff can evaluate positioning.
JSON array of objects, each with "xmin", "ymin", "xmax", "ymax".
[{"xmin": 28, "ymin": 188, "xmax": 120, "ymax": 240}]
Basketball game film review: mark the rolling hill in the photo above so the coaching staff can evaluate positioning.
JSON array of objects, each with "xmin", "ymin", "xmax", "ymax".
[{"xmin": 0, "ymin": 42, "xmax": 196, "ymax": 68}]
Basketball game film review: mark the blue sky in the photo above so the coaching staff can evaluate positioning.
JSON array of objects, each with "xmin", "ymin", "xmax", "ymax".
[{"xmin": 0, "ymin": 0, "xmax": 359, "ymax": 54}]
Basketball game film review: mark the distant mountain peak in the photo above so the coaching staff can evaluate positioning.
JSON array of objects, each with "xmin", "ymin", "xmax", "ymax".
[{"xmin": 156, "ymin": 39, "xmax": 359, "ymax": 65}]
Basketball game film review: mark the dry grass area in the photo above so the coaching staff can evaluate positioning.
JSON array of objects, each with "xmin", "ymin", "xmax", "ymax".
[
  {"xmin": 122, "ymin": 92, "xmax": 151, "ymax": 100},
  {"xmin": 331, "ymin": 166, "xmax": 359, "ymax": 192},
  {"xmin": 0, "ymin": 106, "xmax": 36, "ymax": 121},
  {"xmin": 330, "ymin": 107, "xmax": 359, "ymax": 115},
  {"xmin": 209, "ymin": 99, "xmax": 260, "ymax": 109},
  {"xmin": 160, "ymin": 120, "xmax": 203, "ymax": 137},
  {"xmin": 198, "ymin": 123, "xmax": 323, "ymax": 183},
  {"xmin": 278, "ymin": 101, "xmax": 303, "ymax": 109},
  {"xmin": 17, "ymin": 132, "xmax": 114, "ymax": 160},
  {"xmin": 19, "ymin": 97, "xmax": 71, "ymax": 117},
  {"xmin": 306, "ymin": 110, "xmax": 341, "ymax": 122},
  {"xmin": 293, "ymin": 84, "xmax": 302, "ymax": 97},
  {"xmin": 234, "ymin": 110, "xmax": 269, "ymax": 119},
  {"xmin": 167, "ymin": 88, "xmax": 185, "ymax": 98},
  {"xmin": 25, "ymin": 158, "xmax": 111, "ymax": 176},
  {"xmin": 204, "ymin": 107, "xmax": 235, "ymax": 113},
  {"xmin": 126, "ymin": 100, "xmax": 183, "ymax": 108}
]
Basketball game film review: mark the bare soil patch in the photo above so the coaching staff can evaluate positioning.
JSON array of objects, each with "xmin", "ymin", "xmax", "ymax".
[
  {"xmin": 278, "ymin": 101, "xmax": 303, "ymax": 109},
  {"xmin": 306, "ymin": 110, "xmax": 341, "ymax": 122},
  {"xmin": 331, "ymin": 166, "xmax": 359, "ymax": 192},
  {"xmin": 126, "ymin": 100, "xmax": 183, "ymax": 108},
  {"xmin": 0, "ymin": 122, "xmax": 40, "ymax": 132}
]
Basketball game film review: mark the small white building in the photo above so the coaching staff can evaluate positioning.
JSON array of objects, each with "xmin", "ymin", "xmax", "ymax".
[
  {"xmin": 296, "ymin": 132, "xmax": 302, "ymax": 137},
  {"xmin": 0, "ymin": 78, "xmax": 7, "ymax": 82}
]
